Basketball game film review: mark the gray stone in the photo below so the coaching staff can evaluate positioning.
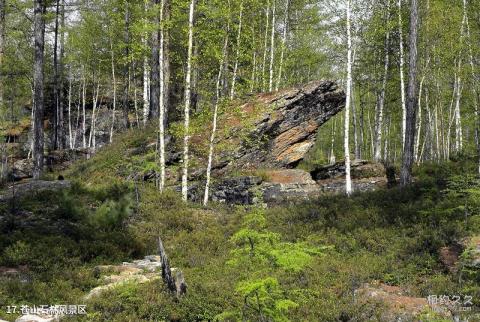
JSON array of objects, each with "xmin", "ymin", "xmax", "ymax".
[
  {"xmin": 15, "ymin": 315, "xmax": 57, "ymax": 322},
  {"xmin": 214, "ymin": 81, "xmax": 345, "ymax": 172}
]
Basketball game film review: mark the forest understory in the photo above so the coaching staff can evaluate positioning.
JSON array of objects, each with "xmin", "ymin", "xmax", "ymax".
[{"xmin": 1, "ymin": 0, "xmax": 480, "ymax": 321}]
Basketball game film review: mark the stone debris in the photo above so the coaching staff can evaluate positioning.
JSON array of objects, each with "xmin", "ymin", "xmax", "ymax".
[
  {"xmin": 355, "ymin": 282, "xmax": 453, "ymax": 321},
  {"xmin": 14, "ymin": 314, "xmax": 57, "ymax": 322},
  {"xmin": 85, "ymin": 255, "xmax": 164, "ymax": 300}
]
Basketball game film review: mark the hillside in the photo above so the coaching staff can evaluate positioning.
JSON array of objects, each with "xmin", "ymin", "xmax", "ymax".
[{"xmin": 1, "ymin": 121, "xmax": 479, "ymax": 321}]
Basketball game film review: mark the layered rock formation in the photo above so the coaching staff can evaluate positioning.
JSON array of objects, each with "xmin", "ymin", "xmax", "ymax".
[{"xmin": 217, "ymin": 80, "xmax": 345, "ymax": 172}]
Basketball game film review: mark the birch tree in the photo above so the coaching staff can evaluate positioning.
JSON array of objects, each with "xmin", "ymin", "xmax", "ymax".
[
  {"xmin": 204, "ymin": 23, "xmax": 230, "ymax": 206},
  {"xmin": 268, "ymin": 0, "xmax": 276, "ymax": 92},
  {"xmin": 373, "ymin": 2, "xmax": 390, "ymax": 162},
  {"xmin": 400, "ymin": 0, "xmax": 418, "ymax": 186},
  {"xmin": 158, "ymin": 0, "xmax": 166, "ymax": 191},
  {"xmin": 143, "ymin": 0, "xmax": 150, "ymax": 126},
  {"xmin": 261, "ymin": 0, "xmax": 270, "ymax": 92},
  {"xmin": 181, "ymin": 0, "xmax": 195, "ymax": 202},
  {"xmin": 344, "ymin": 0, "xmax": 353, "ymax": 195},
  {"xmin": 453, "ymin": 0, "xmax": 468, "ymax": 153},
  {"xmin": 275, "ymin": 0, "xmax": 290, "ymax": 91},
  {"xmin": 109, "ymin": 38, "xmax": 117, "ymax": 143},
  {"xmin": 230, "ymin": 0, "xmax": 243, "ymax": 100}
]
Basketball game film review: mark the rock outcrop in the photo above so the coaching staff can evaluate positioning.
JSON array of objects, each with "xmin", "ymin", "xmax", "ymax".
[
  {"xmin": 188, "ymin": 163, "xmax": 387, "ymax": 205},
  {"xmin": 85, "ymin": 255, "xmax": 164, "ymax": 300},
  {"xmin": 354, "ymin": 282, "xmax": 454, "ymax": 321},
  {"xmin": 217, "ymin": 81, "xmax": 345, "ymax": 172}
]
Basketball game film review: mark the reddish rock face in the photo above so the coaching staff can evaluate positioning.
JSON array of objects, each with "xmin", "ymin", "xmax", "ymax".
[{"xmin": 220, "ymin": 81, "xmax": 345, "ymax": 171}]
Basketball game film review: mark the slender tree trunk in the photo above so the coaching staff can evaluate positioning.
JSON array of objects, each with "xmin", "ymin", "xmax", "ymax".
[
  {"xmin": 88, "ymin": 80, "xmax": 100, "ymax": 149},
  {"xmin": 373, "ymin": 16, "xmax": 390, "ymax": 162},
  {"xmin": 142, "ymin": 0, "xmax": 150, "ymax": 126},
  {"xmin": 58, "ymin": 0, "xmax": 65, "ymax": 149},
  {"xmin": 261, "ymin": 0, "xmax": 270, "ymax": 92},
  {"xmin": 398, "ymin": 0, "xmax": 407, "ymax": 149},
  {"xmin": 454, "ymin": 69, "xmax": 463, "ymax": 153},
  {"xmin": 181, "ymin": 0, "xmax": 195, "ymax": 202},
  {"xmin": 204, "ymin": 24, "xmax": 229, "ymax": 206},
  {"xmin": 384, "ymin": 116, "xmax": 391, "ymax": 161},
  {"xmin": 68, "ymin": 68, "xmax": 73, "ymax": 149},
  {"xmin": 453, "ymin": 0, "xmax": 468, "ymax": 154},
  {"xmin": 150, "ymin": 0, "xmax": 160, "ymax": 119},
  {"xmin": 352, "ymin": 85, "xmax": 360, "ymax": 160},
  {"xmin": 109, "ymin": 38, "xmax": 117, "ymax": 143},
  {"xmin": 33, "ymin": 0, "xmax": 46, "ymax": 179},
  {"xmin": 122, "ymin": 3, "xmax": 131, "ymax": 129},
  {"xmin": 133, "ymin": 66, "xmax": 139, "ymax": 127},
  {"xmin": 143, "ymin": 56, "xmax": 150, "ymax": 126},
  {"xmin": 73, "ymin": 82, "xmax": 81, "ymax": 148},
  {"xmin": 344, "ymin": 0, "xmax": 353, "ymax": 195},
  {"xmin": 230, "ymin": 1, "xmax": 243, "ymax": 100},
  {"xmin": 163, "ymin": 0, "xmax": 171, "ymax": 128},
  {"xmin": 268, "ymin": 0, "xmax": 276, "ymax": 92},
  {"xmin": 53, "ymin": 0, "xmax": 60, "ymax": 150},
  {"xmin": 414, "ymin": 73, "xmax": 425, "ymax": 162},
  {"xmin": 329, "ymin": 118, "xmax": 336, "ymax": 164},
  {"xmin": 400, "ymin": 0, "xmax": 418, "ymax": 186},
  {"xmin": 275, "ymin": 0, "xmax": 290, "ymax": 91},
  {"xmin": 158, "ymin": 0, "xmax": 166, "ymax": 191},
  {"xmin": 82, "ymin": 68, "xmax": 86, "ymax": 148}
]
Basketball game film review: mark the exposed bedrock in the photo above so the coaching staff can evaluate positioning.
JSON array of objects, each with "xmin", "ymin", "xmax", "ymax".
[{"xmin": 219, "ymin": 80, "xmax": 346, "ymax": 171}]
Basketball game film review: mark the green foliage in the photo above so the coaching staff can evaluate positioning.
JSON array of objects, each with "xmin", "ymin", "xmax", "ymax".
[
  {"xmin": 2, "ymin": 241, "xmax": 31, "ymax": 266},
  {"xmin": 217, "ymin": 277, "xmax": 298, "ymax": 322},
  {"xmin": 219, "ymin": 210, "xmax": 325, "ymax": 321}
]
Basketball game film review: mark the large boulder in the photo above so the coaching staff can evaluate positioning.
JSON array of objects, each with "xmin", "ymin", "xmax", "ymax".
[{"xmin": 217, "ymin": 81, "xmax": 345, "ymax": 172}]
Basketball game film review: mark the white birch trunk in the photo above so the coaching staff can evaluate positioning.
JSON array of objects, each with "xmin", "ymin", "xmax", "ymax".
[
  {"xmin": 454, "ymin": 0, "xmax": 467, "ymax": 153},
  {"xmin": 373, "ymin": 23, "xmax": 390, "ymax": 162},
  {"xmin": 82, "ymin": 68, "xmax": 86, "ymax": 149},
  {"xmin": 454, "ymin": 77, "xmax": 463, "ymax": 152},
  {"xmin": 88, "ymin": 82, "xmax": 100, "ymax": 149},
  {"xmin": 344, "ymin": 0, "xmax": 352, "ymax": 195},
  {"xmin": 204, "ymin": 27, "xmax": 229, "ymax": 206},
  {"xmin": 143, "ymin": 57, "xmax": 150, "ymax": 126},
  {"xmin": 68, "ymin": 68, "xmax": 73, "ymax": 149},
  {"xmin": 261, "ymin": 1, "xmax": 270, "ymax": 92},
  {"xmin": 181, "ymin": 0, "xmax": 195, "ymax": 202},
  {"xmin": 329, "ymin": 118, "xmax": 336, "ymax": 164},
  {"xmin": 230, "ymin": 1, "xmax": 243, "ymax": 100},
  {"xmin": 109, "ymin": 38, "xmax": 117, "ymax": 143},
  {"xmin": 275, "ymin": 0, "xmax": 290, "ymax": 91},
  {"xmin": 158, "ymin": 0, "xmax": 166, "ymax": 191},
  {"xmin": 414, "ymin": 73, "xmax": 425, "ymax": 162},
  {"xmin": 268, "ymin": 0, "xmax": 276, "ymax": 92},
  {"xmin": 142, "ymin": 0, "xmax": 149, "ymax": 127}
]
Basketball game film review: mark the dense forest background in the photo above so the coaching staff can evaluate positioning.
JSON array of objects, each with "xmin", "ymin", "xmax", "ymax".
[{"xmin": 1, "ymin": 0, "xmax": 480, "ymax": 179}]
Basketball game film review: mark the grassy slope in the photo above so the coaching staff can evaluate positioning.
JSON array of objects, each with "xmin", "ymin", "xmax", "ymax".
[{"xmin": 1, "ymin": 127, "xmax": 479, "ymax": 321}]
